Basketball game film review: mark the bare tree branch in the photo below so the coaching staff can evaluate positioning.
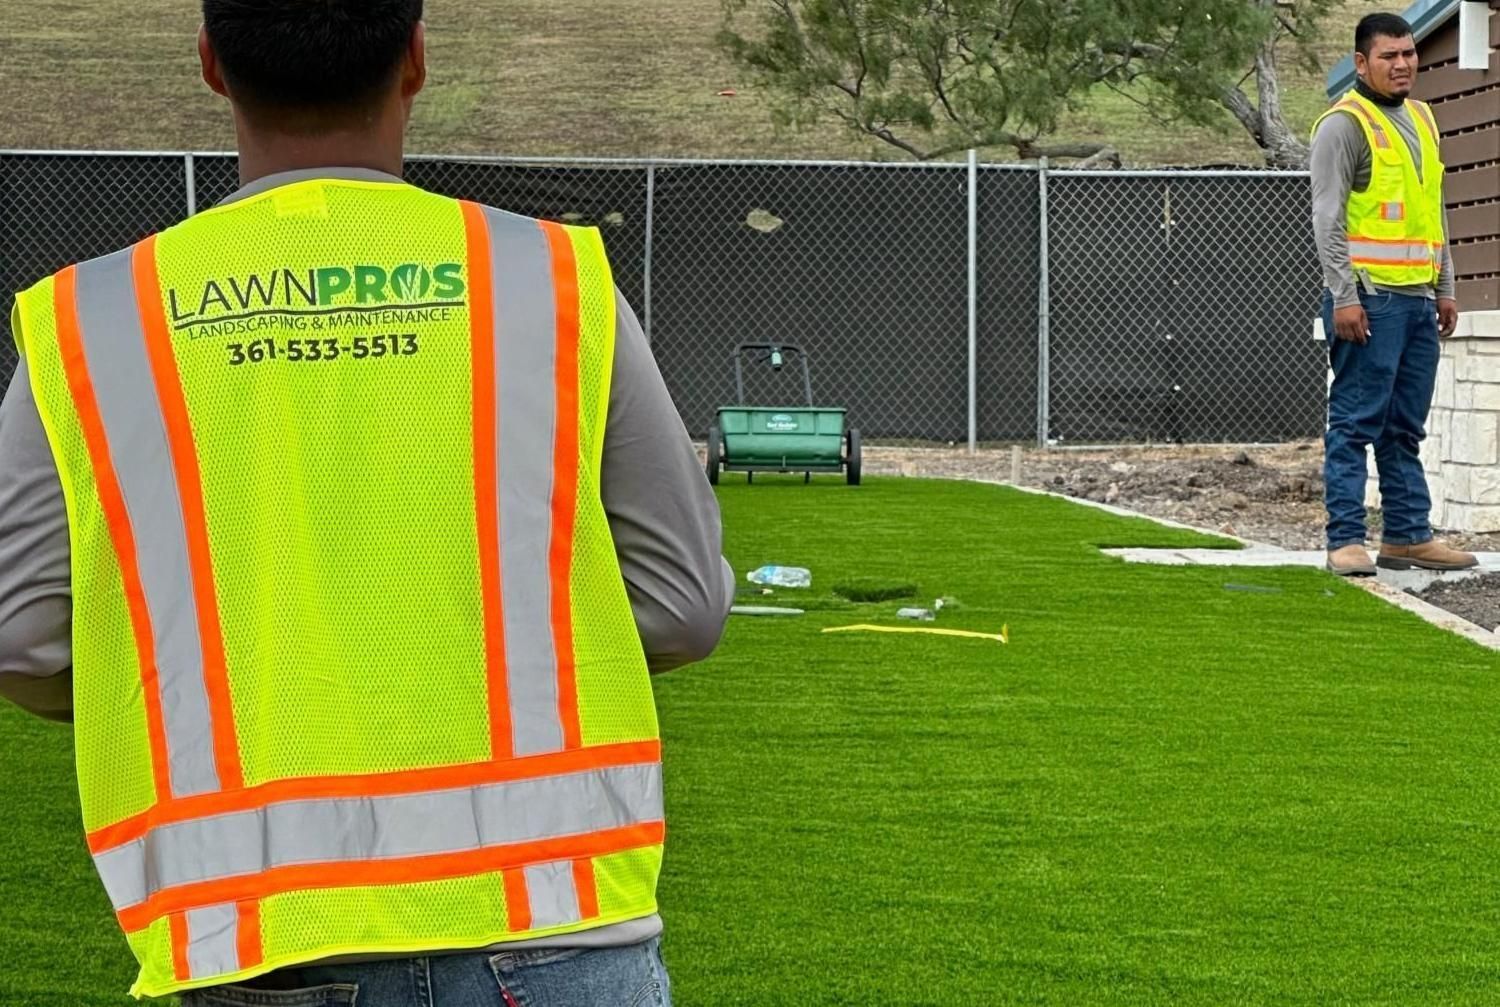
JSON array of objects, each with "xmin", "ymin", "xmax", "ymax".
[
  {"xmin": 1074, "ymin": 147, "xmax": 1122, "ymax": 169},
  {"xmin": 1014, "ymin": 139, "xmax": 1120, "ymax": 165},
  {"xmin": 865, "ymin": 124, "xmax": 935, "ymax": 159},
  {"xmin": 848, "ymin": 114, "xmax": 1119, "ymax": 165},
  {"xmin": 926, "ymin": 35, "xmax": 965, "ymax": 126},
  {"xmin": 1101, "ymin": 80, "xmax": 1153, "ymax": 111}
]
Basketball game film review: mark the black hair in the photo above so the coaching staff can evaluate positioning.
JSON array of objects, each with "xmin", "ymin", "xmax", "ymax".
[
  {"xmin": 1356, "ymin": 13, "xmax": 1414, "ymax": 57},
  {"xmin": 202, "ymin": 0, "xmax": 423, "ymax": 115}
]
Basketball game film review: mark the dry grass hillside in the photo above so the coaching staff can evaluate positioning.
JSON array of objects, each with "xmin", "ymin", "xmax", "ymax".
[{"xmin": 0, "ymin": 0, "xmax": 1396, "ymax": 164}]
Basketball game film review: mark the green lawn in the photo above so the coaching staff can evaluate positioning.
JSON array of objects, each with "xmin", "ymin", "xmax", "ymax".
[{"xmin": 5, "ymin": 478, "xmax": 1500, "ymax": 1004}]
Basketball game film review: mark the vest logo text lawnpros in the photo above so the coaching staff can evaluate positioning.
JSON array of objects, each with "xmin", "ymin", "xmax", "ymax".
[{"xmin": 168, "ymin": 263, "xmax": 467, "ymax": 333}]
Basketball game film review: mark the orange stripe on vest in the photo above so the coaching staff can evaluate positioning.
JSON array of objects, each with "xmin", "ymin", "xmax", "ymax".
[
  {"xmin": 459, "ymin": 202, "xmax": 513, "ymax": 762},
  {"xmin": 539, "ymin": 221, "xmax": 583, "ymax": 751},
  {"xmin": 132, "ymin": 237, "xmax": 243, "ymax": 793}
]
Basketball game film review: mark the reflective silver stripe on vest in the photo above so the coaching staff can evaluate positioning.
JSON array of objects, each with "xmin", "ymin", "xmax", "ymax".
[
  {"xmin": 483, "ymin": 207, "xmax": 566, "ymax": 757},
  {"xmin": 73, "ymin": 250, "xmax": 220, "ymax": 798},
  {"xmin": 524, "ymin": 860, "xmax": 582, "ymax": 929},
  {"xmin": 92, "ymin": 762, "xmax": 662, "ymax": 912},
  {"xmin": 1411, "ymin": 102, "xmax": 1439, "ymax": 146},
  {"xmin": 1347, "ymin": 239, "xmax": 1434, "ymax": 264},
  {"xmin": 185, "ymin": 903, "xmax": 240, "ymax": 979},
  {"xmin": 1338, "ymin": 102, "xmax": 1390, "ymax": 147}
]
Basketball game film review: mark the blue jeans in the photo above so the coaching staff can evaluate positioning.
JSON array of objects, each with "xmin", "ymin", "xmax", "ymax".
[
  {"xmin": 1322, "ymin": 288, "xmax": 1439, "ymax": 549},
  {"xmin": 179, "ymin": 939, "xmax": 672, "ymax": 1007}
]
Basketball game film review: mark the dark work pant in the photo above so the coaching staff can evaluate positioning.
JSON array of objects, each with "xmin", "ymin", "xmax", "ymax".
[
  {"xmin": 180, "ymin": 939, "xmax": 672, "ymax": 1007},
  {"xmin": 1321, "ymin": 288, "xmax": 1440, "ymax": 549}
]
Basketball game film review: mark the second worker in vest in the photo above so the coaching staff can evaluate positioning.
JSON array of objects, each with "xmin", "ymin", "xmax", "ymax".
[
  {"xmin": 1311, "ymin": 12, "xmax": 1478, "ymax": 577},
  {"xmin": 0, "ymin": 1, "xmax": 734, "ymax": 1003}
]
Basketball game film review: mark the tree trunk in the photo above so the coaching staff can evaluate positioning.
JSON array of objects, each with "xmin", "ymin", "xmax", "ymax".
[{"xmin": 1251, "ymin": 38, "xmax": 1310, "ymax": 169}]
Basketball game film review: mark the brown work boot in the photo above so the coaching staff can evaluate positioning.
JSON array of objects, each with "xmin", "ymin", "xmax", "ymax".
[
  {"xmin": 1326, "ymin": 544, "xmax": 1376, "ymax": 577},
  {"xmin": 1377, "ymin": 540, "xmax": 1479, "ymax": 571}
]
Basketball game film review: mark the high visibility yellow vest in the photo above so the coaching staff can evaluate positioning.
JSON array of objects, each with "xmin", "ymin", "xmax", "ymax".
[
  {"xmin": 11, "ymin": 179, "xmax": 663, "ymax": 998},
  {"xmin": 1312, "ymin": 90, "xmax": 1447, "ymax": 288}
]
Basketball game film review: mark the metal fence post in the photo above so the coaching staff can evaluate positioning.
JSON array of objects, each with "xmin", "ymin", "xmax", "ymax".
[
  {"xmin": 185, "ymin": 152, "xmax": 197, "ymax": 217},
  {"xmin": 643, "ymin": 164, "xmax": 655, "ymax": 345},
  {"xmin": 1036, "ymin": 157, "xmax": 1051, "ymax": 449},
  {"xmin": 967, "ymin": 149, "xmax": 978, "ymax": 455}
]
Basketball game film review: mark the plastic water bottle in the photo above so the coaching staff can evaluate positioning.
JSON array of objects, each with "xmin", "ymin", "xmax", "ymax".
[{"xmin": 747, "ymin": 565, "xmax": 811, "ymax": 589}]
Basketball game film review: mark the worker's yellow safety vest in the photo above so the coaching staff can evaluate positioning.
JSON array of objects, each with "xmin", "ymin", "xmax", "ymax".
[
  {"xmin": 1312, "ymin": 90, "xmax": 1447, "ymax": 288},
  {"xmin": 11, "ymin": 178, "xmax": 662, "ymax": 998}
]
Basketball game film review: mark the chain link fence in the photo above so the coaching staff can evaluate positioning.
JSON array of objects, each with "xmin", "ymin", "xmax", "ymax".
[
  {"xmin": 1, "ymin": 151, "xmax": 1327, "ymax": 445},
  {"xmin": 1044, "ymin": 171, "xmax": 1326, "ymax": 444},
  {"xmin": 1, "ymin": 153, "xmax": 192, "ymax": 394}
]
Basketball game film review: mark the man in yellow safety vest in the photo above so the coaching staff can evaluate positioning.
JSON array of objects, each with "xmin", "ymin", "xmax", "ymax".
[
  {"xmin": 0, "ymin": 1, "xmax": 732, "ymax": 1002},
  {"xmin": 1311, "ymin": 12, "xmax": 1477, "ymax": 577}
]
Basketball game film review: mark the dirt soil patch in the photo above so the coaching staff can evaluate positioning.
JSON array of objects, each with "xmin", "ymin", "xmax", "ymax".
[
  {"xmin": 1412, "ymin": 574, "xmax": 1500, "ymax": 634},
  {"xmin": 859, "ymin": 442, "xmax": 1500, "ymax": 631}
]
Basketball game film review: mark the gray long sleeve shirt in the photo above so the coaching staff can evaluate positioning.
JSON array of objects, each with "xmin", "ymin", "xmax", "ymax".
[{"xmin": 1310, "ymin": 100, "xmax": 1456, "ymax": 309}]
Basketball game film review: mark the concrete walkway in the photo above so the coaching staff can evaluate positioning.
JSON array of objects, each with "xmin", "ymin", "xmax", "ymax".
[
  {"xmin": 1103, "ymin": 548, "xmax": 1500, "ymax": 591},
  {"xmin": 994, "ymin": 481, "xmax": 1500, "ymax": 651},
  {"xmin": 1104, "ymin": 547, "xmax": 1500, "ymax": 651}
]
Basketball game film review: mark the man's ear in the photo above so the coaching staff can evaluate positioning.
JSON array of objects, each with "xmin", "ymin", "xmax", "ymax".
[
  {"xmin": 401, "ymin": 22, "xmax": 428, "ymax": 101},
  {"xmin": 199, "ymin": 25, "xmax": 231, "ymax": 98}
]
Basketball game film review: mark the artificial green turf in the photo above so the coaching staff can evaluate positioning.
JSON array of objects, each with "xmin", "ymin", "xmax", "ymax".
[
  {"xmin": 657, "ymin": 478, "xmax": 1500, "ymax": 1005},
  {"xmin": 4, "ymin": 477, "xmax": 1499, "ymax": 1004}
]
